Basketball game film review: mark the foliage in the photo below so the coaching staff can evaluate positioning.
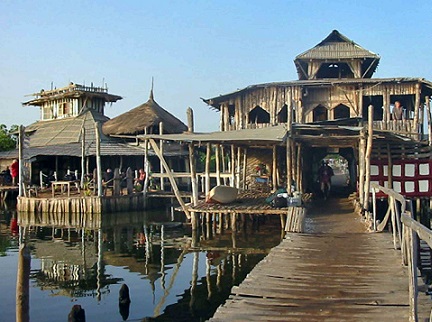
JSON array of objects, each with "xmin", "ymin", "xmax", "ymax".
[{"xmin": 0, "ymin": 124, "xmax": 18, "ymax": 152}]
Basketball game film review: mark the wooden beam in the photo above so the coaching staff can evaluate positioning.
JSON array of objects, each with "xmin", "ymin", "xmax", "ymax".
[{"xmin": 148, "ymin": 139, "xmax": 191, "ymax": 219}]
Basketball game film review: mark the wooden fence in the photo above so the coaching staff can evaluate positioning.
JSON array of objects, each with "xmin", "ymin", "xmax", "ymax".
[{"xmin": 370, "ymin": 182, "xmax": 432, "ymax": 321}]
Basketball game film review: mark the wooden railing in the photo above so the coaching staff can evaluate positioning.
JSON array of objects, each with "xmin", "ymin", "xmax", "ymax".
[
  {"xmin": 372, "ymin": 119, "xmax": 420, "ymax": 139},
  {"xmin": 370, "ymin": 183, "xmax": 432, "ymax": 321}
]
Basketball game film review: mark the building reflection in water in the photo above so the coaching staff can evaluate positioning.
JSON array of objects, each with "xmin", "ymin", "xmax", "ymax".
[{"xmin": 13, "ymin": 207, "xmax": 284, "ymax": 321}]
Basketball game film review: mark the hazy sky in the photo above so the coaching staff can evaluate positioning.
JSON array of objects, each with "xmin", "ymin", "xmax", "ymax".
[{"xmin": 1, "ymin": 0, "xmax": 431, "ymax": 131}]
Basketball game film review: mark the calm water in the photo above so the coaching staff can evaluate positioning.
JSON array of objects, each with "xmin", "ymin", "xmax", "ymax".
[{"xmin": 0, "ymin": 201, "xmax": 283, "ymax": 322}]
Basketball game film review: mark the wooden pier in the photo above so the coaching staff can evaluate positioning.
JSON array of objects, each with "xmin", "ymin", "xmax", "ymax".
[
  {"xmin": 0, "ymin": 186, "xmax": 18, "ymax": 201},
  {"xmin": 210, "ymin": 196, "xmax": 432, "ymax": 321}
]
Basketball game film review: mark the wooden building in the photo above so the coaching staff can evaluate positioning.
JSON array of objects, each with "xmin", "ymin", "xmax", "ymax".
[
  {"xmin": 199, "ymin": 30, "xmax": 432, "ymax": 204},
  {"xmin": 203, "ymin": 30, "xmax": 432, "ymax": 133}
]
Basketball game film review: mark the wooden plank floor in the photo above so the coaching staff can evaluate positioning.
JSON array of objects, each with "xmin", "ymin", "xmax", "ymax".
[{"xmin": 210, "ymin": 196, "xmax": 430, "ymax": 321}]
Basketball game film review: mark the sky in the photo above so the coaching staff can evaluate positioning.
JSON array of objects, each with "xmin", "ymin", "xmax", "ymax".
[{"xmin": 1, "ymin": 0, "xmax": 432, "ymax": 132}]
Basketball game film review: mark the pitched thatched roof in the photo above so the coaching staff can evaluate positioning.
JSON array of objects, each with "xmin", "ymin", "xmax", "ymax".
[
  {"xmin": 295, "ymin": 30, "xmax": 379, "ymax": 61},
  {"xmin": 102, "ymin": 90, "xmax": 187, "ymax": 136},
  {"xmin": 295, "ymin": 30, "xmax": 380, "ymax": 79},
  {"xmin": 22, "ymin": 109, "xmax": 145, "ymax": 158}
]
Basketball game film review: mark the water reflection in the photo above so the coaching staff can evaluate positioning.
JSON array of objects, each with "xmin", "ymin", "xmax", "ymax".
[{"xmin": 2, "ymin": 204, "xmax": 284, "ymax": 321}]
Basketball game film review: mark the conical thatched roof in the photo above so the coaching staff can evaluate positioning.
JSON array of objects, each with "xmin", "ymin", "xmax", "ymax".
[{"xmin": 102, "ymin": 90, "xmax": 187, "ymax": 136}]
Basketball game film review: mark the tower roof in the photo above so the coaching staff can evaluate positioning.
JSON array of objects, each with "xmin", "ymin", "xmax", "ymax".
[{"xmin": 294, "ymin": 30, "xmax": 380, "ymax": 79}]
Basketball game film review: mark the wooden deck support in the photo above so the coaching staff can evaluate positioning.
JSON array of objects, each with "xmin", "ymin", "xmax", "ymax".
[
  {"xmin": 205, "ymin": 143, "xmax": 211, "ymax": 196},
  {"xmin": 149, "ymin": 139, "xmax": 191, "ymax": 219},
  {"xmin": 95, "ymin": 122, "xmax": 103, "ymax": 197},
  {"xmin": 363, "ymin": 105, "xmax": 374, "ymax": 211}
]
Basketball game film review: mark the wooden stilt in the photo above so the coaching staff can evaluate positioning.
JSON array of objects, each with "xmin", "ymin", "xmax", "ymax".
[
  {"xmin": 95, "ymin": 122, "xmax": 103, "ymax": 197},
  {"xmin": 272, "ymin": 146, "xmax": 277, "ymax": 191},
  {"xmin": 159, "ymin": 122, "xmax": 164, "ymax": 191},
  {"xmin": 215, "ymin": 144, "xmax": 221, "ymax": 186},
  {"xmin": 363, "ymin": 105, "xmax": 374, "ymax": 211},
  {"xmin": 205, "ymin": 143, "xmax": 211, "ymax": 196}
]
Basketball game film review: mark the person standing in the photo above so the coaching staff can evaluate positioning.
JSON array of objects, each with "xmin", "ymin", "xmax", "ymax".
[
  {"xmin": 318, "ymin": 160, "xmax": 334, "ymax": 199},
  {"xmin": 392, "ymin": 101, "xmax": 404, "ymax": 120},
  {"xmin": 10, "ymin": 159, "xmax": 18, "ymax": 186}
]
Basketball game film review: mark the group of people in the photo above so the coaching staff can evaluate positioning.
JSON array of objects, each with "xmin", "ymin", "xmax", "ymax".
[
  {"xmin": 101, "ymin": 168, "xmax": 147, "ymax": 192},
  {"xmin": 0, "ymin": 159, "xmax": 19, "ymax": 186}
]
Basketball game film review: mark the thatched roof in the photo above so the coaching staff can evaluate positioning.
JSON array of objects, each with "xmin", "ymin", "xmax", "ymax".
[
  {"xmin": 102, "ymin": 90, "xmax": 187, "ymax": 136},
  {"xmin": 295, "ymin": 30, "xmax": 380, "ymax": 79},
  {"xmin": 21, "ymin": 109, "xmax": 145, "ymax": 158}
]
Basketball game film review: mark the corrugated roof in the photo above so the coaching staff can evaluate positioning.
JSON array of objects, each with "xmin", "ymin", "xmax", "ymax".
[{"xmin": 138, "ymin": 125, "xmax": 288, "ymax": 144}]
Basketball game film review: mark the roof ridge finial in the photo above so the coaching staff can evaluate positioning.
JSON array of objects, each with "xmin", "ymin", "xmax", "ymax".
[{"xmin": 149, "ymin": 77, "xmax": 154, "ymax": 100}]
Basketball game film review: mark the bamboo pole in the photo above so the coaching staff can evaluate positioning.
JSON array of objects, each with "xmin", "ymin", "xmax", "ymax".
[
  {"xmin": 221, "ymin": 146, "xmax": 227, "ymax": 185},
  {"xmin": 363, "ymin": 105, "xmax": 374, "ymax": 211},
  {"xmin": 387, "ymin": 143, "xmax": 393, "ymax": 189},
  {"xmin": 242, "ymin": 148, "xmax": 247, "ymax": 190},
  {"xmin": 358, "ymin": 128, "xmax": 366, "ymax": 207},
  {"xmin": 159, "ymin": 122, "xmax": 164, "ymax": 191},
  {"xmin": 236, "ymin": 147, "xmax": 241, "ymax": 189},
  {"xmin": 189, "ymin": 143, "xmax": 199, "ymax": 206},
  {"xmin": 205, "ymin": 143, "xmax": 211, "ymax": 196},
  {"xmin": 296, "ymin": 144, "xmax": 302, "ymax": 191},
  {"xmin": 230, "ymin": 145, "xmax": 235, "ymax": 187},
  {"xmin": 95, "ymin": 122, "xmax": 103, "ymax": 197},
  {"xmin": 81, "ymin": 127, "xmax": 85, "ymax": 189},
  {"xmin": 215, "ymin": 144, "xmax": 221, "ymax": 186},
  {"xmin": 426, "ymin": 96, "xmax": 431, "ymax": 146},
  {"xmin": 286, "ymin": 138, "xmax": 292, "ymax": 194},
  {"xmin": 18, "ymin": 125, "xmax": 24, "ymax": 197},
  {"xmin": 272, "ymin": 146, "xmax": 277, "ymax": 191},
  {"xmin": 414, "ymin": 83, "xmax": 420, "ymax": 139}
]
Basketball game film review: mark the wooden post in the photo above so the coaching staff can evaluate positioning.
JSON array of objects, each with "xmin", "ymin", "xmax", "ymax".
[
  {"xmin": 272, "ymin": 146, "xmax": 277, "ymax": 190},
  {"xmin": 187, "ymin": 107, "xmax": 194, "ymax": 132},
  {"xmin": 215, "ymin": 144, "xmax": 221, "ymax": 186},
  {"xmin": 408, "ymin": 227, "xmax": 419, "ymax": 322},
  {"xmin": 205, "ymin": 143, "xmax": 211, "ymax": 196},
  {"xmin": 189, "ymin": 143, "xmax": 198, "ymax": 206},
  {"xmin": 363, "ymin": 105, "xmax": 374, "ymax": 211},
  {"xmin": 387, "ymin": 143, "xmax": 393, "ymax": 189},
  {"xmin": 426, "ymin": 96, "xmax": 431, "ymax": 146},
  {"xmin": 159, "ymin": 122, "xmax": 164, "ymax": 191},
  {"xmin": 81, "ymin": 127, "xmax": 85, "ymax": 189},
  {"xmin": 358, "ymin": 128, "xmax": 366, "ymax": 207},
  {"xmin": 286, "ymin": 138, "xmax": 292, "ymax": 194},
  {"xmin": 414, "ymin": 83, "xmax": 420, "ymax": 138},
  {"xmin": 242, "ymin": 148, "xmax": 247, "ymax": 190},
  {"xmin": 230, "ymin": 145, "xmax": 235, "ymax": 187},
  {"xmin": 372, "ymin": 187, "xmax": 377, "ymax": 231},
  {"xmin": 16, "ymin": 244, "xmax": 30, "ymax": 322},
  {"xmin": 18, "ymin": 125, "xmax": 24, "ymax": 197},
  {"xmin": 95, "ymin": 122, "xmax": 103, "ymax": 197},
  {"xmin": 126, "ymin": 167, "xmax": 133, "ymax": 195},
  {"xmin": 221, "ymin": 146, "xmax": 227, "ymax": 185},
  {"xmin": 236, "ymin": 147, "xmax": 241, "ymax": 189},
  {"xmin": 296, "ymin": 144, "xmax": 302, "ymax": 191},
  {"xmin": 113, "ymin": 168, "xmax": 121, "ymax": 196}
]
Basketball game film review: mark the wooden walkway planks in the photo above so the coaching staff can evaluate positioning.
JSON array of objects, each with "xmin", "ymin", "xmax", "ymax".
[{"xmin": 210, "ymin": 197, "xmax": 421, "ymax": 321}]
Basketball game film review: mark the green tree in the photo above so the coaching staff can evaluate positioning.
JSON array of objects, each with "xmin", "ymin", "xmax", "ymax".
[{"xmin": 0, "ymin": 124, "xmax": 17, "ymax": 151}]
